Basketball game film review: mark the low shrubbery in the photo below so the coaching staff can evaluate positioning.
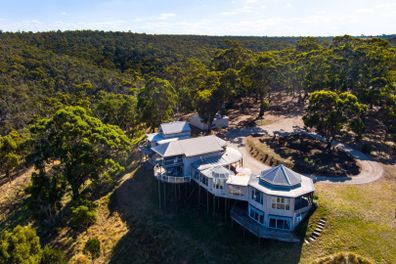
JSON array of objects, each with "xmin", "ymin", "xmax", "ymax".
[
  {"xmin": 70, "ymin": 198, "xmax": 97, "ymax": 229},
  {"xmin": 311, "ymin": 252, "xmax": 373, "ymax": 264}
]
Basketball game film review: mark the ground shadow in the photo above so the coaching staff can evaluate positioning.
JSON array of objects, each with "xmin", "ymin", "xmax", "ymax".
[{"xmin": 108, "ymin": 164, "xmax": 306, "ymax": 264}]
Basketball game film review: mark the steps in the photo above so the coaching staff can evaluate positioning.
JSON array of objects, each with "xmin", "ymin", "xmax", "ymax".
[{"xmin": 305, "ymin": 218, "xmax": 327, "ymax": 245}]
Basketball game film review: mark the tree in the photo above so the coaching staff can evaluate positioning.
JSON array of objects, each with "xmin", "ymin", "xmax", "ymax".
[
  {"xmin": 94, "ymin": 92, "xmax": 139, "ymax": 136},
  {"xmin": 84, "ymin": 238, "xmax": 100, "ymax": 263},
  {"xmin": 242, "ymin": 53, "xmax": 278, "ymax": 118},
  {"xmin": 70, "ymin": 198, "xmax": 97, "ymax": 229},
  {"xmin": 211, "ymin": 40, "xmax": 253, "ymax": 71},
  {"xmin": 303, "ymin": 90, "xmax": 367, "ymax": 150},
  {"xmin": 29, "ymin": 106, "xmax": 131, "ymax": 200},
  {"xmin": 0, "ymin": 130, "xmax": 25, "ymax": 183},
  {"xmin": 0, "ymin": 225, "xmax": 42, "ymax": 264},
  {"xmin": 137, "ymin": 77, "xmax": 177, "ymax": 131}
]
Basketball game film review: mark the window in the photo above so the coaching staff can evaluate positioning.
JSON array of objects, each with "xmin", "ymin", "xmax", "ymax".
[
  {"xmin": 200, "ymin": 174, "xmax": 208, "ymax": 186},
  {"xmin": 249, "ymin": 205, "xmax": 264, "ymax": 225},
  {"xmin": 268, "ymin": 216, "xmax": 291, "ymax": 230},
  {"xmin": 251, "ymin": 188, "xmax": 263, "ymax": 204},
  {"xmin": 228, "ymin": 185, "xmax": 243, "ymax": 196},
  {"xmin": 213, "ymin": 179, "xmax": 224, "ymax": 189},
  {"xmin": 271, "ymin": 197, "xmax": 290, "ymax": 210}
]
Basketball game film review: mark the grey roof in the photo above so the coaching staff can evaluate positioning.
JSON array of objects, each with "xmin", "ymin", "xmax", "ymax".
[
  {"xmin": 152, "ymin": 135, "xmax": 227, "ymax": 158},
  {"xmin": 160, "ymin": 121, "xmax": 191, "ymax": 135},
  {"xmin": 259, "ymin": 165, "xmax": 302, "ymax": 188}
]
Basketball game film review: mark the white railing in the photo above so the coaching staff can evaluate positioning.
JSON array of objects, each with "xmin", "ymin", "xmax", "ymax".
[
  {"xmin": 155, "ymin": 173, "xmax": 191, "ymax": 183},
  {"xmin": 154, "ymin": 165, "xmax": 191, "ymax": 183}
]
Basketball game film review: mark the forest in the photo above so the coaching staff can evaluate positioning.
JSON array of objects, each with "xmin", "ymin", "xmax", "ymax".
[{"xmin": 0, "ymin": 31, "xmax": 396, "ymax": 263}]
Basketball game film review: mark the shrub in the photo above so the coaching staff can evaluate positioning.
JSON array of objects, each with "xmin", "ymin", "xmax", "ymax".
[
  {"xmin": 311, "ymin": 252, "xmax": 373, "ymax": 264},
  {"xmin": 40, "ymin": 245, "xmax": 66, "ymax": 264},
  {"xmin": 70, "ymin": 198, "xmax": 97, "ymax": 229},
  {"xmin": 84, "ymin": 237, "xmax": 101, "ymax": 261},
  {"xmin": 0, "ymin": 225, "xmax": 42, "ymax": 264}
]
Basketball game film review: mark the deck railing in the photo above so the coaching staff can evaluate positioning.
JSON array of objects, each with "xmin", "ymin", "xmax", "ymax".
[{"xmin": 154, "ymin": 166, "xmax": 191, "ymax": 183}]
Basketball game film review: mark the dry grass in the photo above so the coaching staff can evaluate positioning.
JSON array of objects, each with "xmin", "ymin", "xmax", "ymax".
[
  {"xmin": 246, "ymin": 136, "xmax": 294, "ymax": 167},
  {"xmin": 300, "ymin": 164, "xmax": 396, "ymax": 264}
]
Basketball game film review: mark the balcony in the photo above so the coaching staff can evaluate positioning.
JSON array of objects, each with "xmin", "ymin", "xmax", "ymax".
[
  {"xmin": 230, "ymin": 203, "xmax": 300, "ymax": 243},
  {"xmin": 154, "ymin": 165, "xmax": 191, "ymax": 184}
]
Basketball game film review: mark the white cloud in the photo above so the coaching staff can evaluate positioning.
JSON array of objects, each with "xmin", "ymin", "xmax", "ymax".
[{"xmin": 158, "ymin": 13, "xmax": 176, "ymax": 20}]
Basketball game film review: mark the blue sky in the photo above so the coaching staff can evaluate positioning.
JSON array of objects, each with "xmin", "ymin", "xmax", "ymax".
[{"xmin": 0, "ymin": 0, "xmax": 395, "ymax": 36}]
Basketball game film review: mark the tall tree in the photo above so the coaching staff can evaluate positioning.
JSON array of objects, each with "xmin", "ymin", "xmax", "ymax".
[
  {"xmin": 242, "ymin": 53, "xmax": 278, "ymax": 118},
  {"xmin": 137, "ymin": 77, "xmax": 177, "ymax": 131},
  {"xmin": 0, "ymin": 130, "xmax": 25, "ymax": 184},
  {"xmin": 29, "ymin": 106, "xmax": 131, "ymax": 199},
  {"xmin": 303, "ymin": 90, "xmax": 367, "ymax": 150}
]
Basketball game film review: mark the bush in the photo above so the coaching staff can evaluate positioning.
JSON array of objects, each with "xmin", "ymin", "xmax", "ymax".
[
  {"xmin": 84, "ymin": 237, "xmax": 101, "ymax": 261},
  {"xmin": 70, "ymin": 198, "xmax": 97, "ymax": 229},
  {"xmin": 311, "ymin": 252, "xmax": 373, "ymax": 264},
  {"xmin": 40, "ymin": 245, "xmax": 66, "ymax": 264},
  {"xmin": 0, "ymin": 225, "xmax": 42, "ymax": 264}
]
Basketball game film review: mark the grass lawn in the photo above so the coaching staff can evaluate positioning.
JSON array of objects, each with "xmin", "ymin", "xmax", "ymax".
[{"xmin": 300, "ymin": 164, "xmax": 396, "ymax": 263}]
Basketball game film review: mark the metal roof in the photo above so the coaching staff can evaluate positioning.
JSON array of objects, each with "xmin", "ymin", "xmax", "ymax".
[
  {"xmin": 160, "ymin": 121, "xmax": 191, "ymax": 135},
  {"xmin": 259, "ymin": 165, "xmax": 302, "ymax": 188},
  {"xmin": 152, "ymin": 135, "xmax": 228, "ymax": 158}
]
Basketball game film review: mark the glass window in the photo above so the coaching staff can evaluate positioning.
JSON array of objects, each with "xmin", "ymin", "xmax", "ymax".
[
  {"xmin": 269, "ymin": 218, "xmax": 276, "ymax": 228},
  {"xmin": 249, "ymin": 205, "xmax": 265, "ymax": 226},
  {"xmin": 271, "ymin": 197, "xmax": 290, "ymax": 210},
  {"xmin": 251, "ymin": 189, "xmax": 263, "ymax": 204},
  {"xmin": 268, "ymin": 216, "xmax": 291, "ymax": 230}
]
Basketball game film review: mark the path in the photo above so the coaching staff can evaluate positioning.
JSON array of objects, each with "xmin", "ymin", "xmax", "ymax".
[{"xmin": 226, "ymin": 116, "xmax": 383, "ymax": 185}]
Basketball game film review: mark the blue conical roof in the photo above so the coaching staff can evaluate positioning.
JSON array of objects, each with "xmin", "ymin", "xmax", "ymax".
[{"xmin": 259, "ymin": 165, "xmax": 302, "ymax": 188}]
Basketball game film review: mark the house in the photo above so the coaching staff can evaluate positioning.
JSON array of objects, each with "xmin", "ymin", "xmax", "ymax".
[
  {"xmin": 143, "ymin": 122, "xmax": 315, "ymax": 242},
  {"xmin": 140, "ymin": 121, "xmax": 191, "ymax": 156},
  {"xmin": 152, "ymin": 135, "xmax": 242, "ymax": 183},
  {"xmin": 189, "ymin": 113, "xmax": 229, "ymax": 130}
]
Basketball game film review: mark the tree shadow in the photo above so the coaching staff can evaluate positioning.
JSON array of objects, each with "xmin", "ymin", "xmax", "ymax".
[{"xmin": 108, "ymin": 164, "xmax": 306, "ymax": 264}]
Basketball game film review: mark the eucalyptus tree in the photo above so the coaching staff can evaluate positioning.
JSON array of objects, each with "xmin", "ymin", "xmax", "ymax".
[
  {"xmin": 29, "ymin": 106, "xmax": 132, "ymax": 201},
  {"xmin": 303, "ymin": 90, "xmax": 367, "ymax": 150},
  {"xmin": 137, "ymin": 77, "xmax": 177, "ymax": 131}
]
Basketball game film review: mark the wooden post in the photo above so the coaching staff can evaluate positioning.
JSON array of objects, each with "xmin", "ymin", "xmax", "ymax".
[
  {"xmin": 158, "ymin": 179, "xmax": 161, "ymax": 209},
  {"xmin": 224, "ymin": 199, "xmax": 227, "ymax": 223},
  {"xmin": 163, "ymin": 182, "xmax": 167, "ymax": 211},
  {"xmin": 212, "ymin": 195, "xmax": 215, "ymax": 216},
  {"xmin": 206, "ymin": 190, "xmax": 209, "ymax": 215}
]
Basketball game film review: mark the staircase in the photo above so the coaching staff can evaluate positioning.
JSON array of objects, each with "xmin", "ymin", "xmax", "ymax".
[{"xmin": 305, "ymin": 218, "xmax": 326, "ymax": 244}]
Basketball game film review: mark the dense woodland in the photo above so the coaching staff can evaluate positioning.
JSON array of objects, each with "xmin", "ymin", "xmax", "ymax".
[{"xmin": 0, "ymin": 31, "xmax": 396, "ymax": 263}]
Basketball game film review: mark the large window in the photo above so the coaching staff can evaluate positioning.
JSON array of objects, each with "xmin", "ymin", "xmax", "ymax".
[
  {"xmin": 200, "ymin": 174, "xmax": 208, "ymax": 186},
  {"xmin": 249, "ymin": 205, "xmax": 264, "ymax": 225},
  {"xmin": 213, "ymin": 179, "xmax": 225, "ymax": 190},
  {"xmin": 268, "ymin": 216, "xmax": 291, "ymax": 230},
  {"xmin": 271, "ymin": 197, "xmax": 290, "ymax": 210},
  {"xmin": 228, "ymin": 185, "xmax": 243, "ymax": 196},
  {"xmin": 251, "ymin": 188, "xmax": 263, "ymax": 204}
]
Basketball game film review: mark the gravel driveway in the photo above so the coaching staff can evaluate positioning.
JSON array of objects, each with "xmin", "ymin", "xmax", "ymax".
[{"xmin": 226, "ymin": 116, "xmax": 384, "ymax": 185}]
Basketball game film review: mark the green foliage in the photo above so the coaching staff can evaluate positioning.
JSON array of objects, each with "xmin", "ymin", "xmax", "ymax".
[
  {"xmin": 137, "ymin": 77, "xmax": 177, "ymax": 130},
  {"xmin": 29, "ymin": 106, "xmax": 132, "ymax": 200},
  {"xmin": 94, "ymin": 92, "xmax": 139, "ymax": 137},
  {"xmin": 26, "ymin": 169, "xmax": 67, "ymax": 221},
  {"xmin": 0, "ymin": 225, "xmax": 42, "ymax": 264},
  {"xmin": 0, "ymin": 130, "xmax": 25, "ymax": 182},
  {"xmin": 70, "ymin": 198, "xmax": 97, "ymax": 229},
  {"xmin": 40, "ymin": 246, "xmax": 66, "ymax": 264},
  {"xmin": 84, "ymin": 237, "xmax": 101, "ymax": 260},
  {"xmin": 303, "ymin": 90, "xmax": 367, "ymax": 149}
]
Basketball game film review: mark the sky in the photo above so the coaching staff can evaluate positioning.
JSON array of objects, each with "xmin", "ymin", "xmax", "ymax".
[{"xmin": 0, "ymin": 0, "xmax": 395, "ymax": 36}]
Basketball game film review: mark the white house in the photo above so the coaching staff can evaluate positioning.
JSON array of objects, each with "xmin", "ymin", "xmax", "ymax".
[{"xmin": 142, "ymin": 122, "xmax": 315, "ymax": 242}]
